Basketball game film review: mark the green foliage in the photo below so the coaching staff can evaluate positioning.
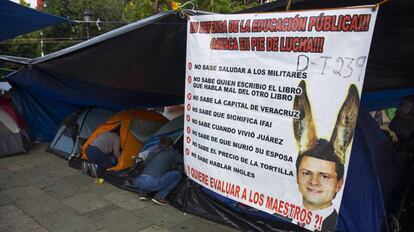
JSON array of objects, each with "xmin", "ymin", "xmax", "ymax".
[
  {"xmin": 41, "ymin": 0, "xmax": 129, "ymax": 54},
  {"xmin": 122, "ymin": 0, "xmax": 260, "ymax": 24},
  {"xmin": 124, "ymin": 0, "xmax": 155, "ymax": 20},
  {"xmin": 19, "ymin": 0, "xmax": 30, "ymax": 7},
  {"xmin": 0, "ymin": 33, "xmax": 39, "ymax": 72},
  {"xmin": 0, "ymin": 32, "xmax": 41, "ymax": 58},
  {"xmin": 192, "ymin": 0, "xmax": 259, "ymax": 13},
  {"xmin": 123, "ymin": 0, "xmax": 174, "ymax": 21}
]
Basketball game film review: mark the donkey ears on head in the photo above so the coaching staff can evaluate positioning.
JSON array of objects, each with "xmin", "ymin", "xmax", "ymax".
[
  {"xmin": 293, "ymin": 80, "xmax": 360, "ymax": 164},
  {"xmin": 293, "ymin": 81, "xmax": 318, "ymax": 155}
]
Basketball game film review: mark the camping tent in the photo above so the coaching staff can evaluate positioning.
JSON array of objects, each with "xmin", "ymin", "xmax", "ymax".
[
  {"xmin": 136, "ymin": 113, "xmax": 184, "ymax": 152},
  {"xmin": 0, "ymin": 0, "xmax": 69, "ymax": 41},
  {"xmin": 0, "ymin": 101, "xmax": 30, "ymax": 157},
  {"xmin": 48, "ymin": 107, "xmax": 115, "ymax": 159},
  {"xmin": 81, "ymin": 110, "xmax": 168, "ymax": 171},
  {"xmin": 97, "ymin": 113, "xmax": 184, "ymax": 188}
]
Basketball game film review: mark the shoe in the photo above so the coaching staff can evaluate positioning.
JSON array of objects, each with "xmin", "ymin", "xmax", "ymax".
[
  {"xmin": 81, "ymin": 161, "xmax": 89, "ymax": 175},
  {"xmin": 138, "ymin": 192, "xmax": 150, "ymax": 201},
  {"xmin": 152, "ymin": 195, "xmax": 169, "ymax": 206},
  {"xmin": 89, "ymin": 163, "xmax": 99, "ymax": 178}
]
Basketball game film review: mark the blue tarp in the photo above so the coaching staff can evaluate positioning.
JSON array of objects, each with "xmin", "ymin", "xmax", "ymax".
[
  {"xmin": 10, "ymin": 83, "xmax": 77, "ymax": 142},
  {"xmin": 361, "ymin": 88, "xmax": 414, "ymax": 111},
  {"xmin": 0, "ymin": 0, "xmax": 68, "ymax": 41}
]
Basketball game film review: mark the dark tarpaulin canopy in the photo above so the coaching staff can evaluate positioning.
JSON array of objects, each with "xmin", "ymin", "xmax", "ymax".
[
  {"xmin": 0, "ymin": 0, "xmax": 68, "ymax": 41},
  {"xmin": 6, "ymin": 11, "xmax": 208, "ymax": 106}
]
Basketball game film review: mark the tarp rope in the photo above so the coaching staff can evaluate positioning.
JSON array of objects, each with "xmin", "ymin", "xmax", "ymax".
[
  {"xmin": 286, "ymin": 0, "xmax": 293, "ymax": 11},
  {"xmin": 376, "ymin": 0, "xmax": 390, "ymax": 9}
]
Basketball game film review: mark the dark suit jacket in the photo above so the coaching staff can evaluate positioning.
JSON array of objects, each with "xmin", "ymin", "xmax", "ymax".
[{"xmin": 316, "ymin": 210, "xmax": 337, "ymax": 232}]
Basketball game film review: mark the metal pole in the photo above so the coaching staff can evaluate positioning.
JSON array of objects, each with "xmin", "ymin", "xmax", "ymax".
[{"xmin": 86, "ymin": 23, "xmax": 90, "ymax": 40}]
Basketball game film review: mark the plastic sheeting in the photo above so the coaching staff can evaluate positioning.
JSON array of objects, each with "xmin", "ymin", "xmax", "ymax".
[
  {"xmin": 361, "ymin": 88, "xmax": 414, "ymax": 111},
  {"xmin": 10, "ymin": 83, "xmax": 77, "ymax": 142},
  {"xmin": 0, "ymin": 0, "xmax": 68, "ymax": 41}
]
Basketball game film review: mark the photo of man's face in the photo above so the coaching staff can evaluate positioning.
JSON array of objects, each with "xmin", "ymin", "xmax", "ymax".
[{"xmin": 297, "ymin": 156, "xmax": 344, "ymax": 210}]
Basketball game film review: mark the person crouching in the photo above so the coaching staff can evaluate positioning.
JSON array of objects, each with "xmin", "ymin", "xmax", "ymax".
[
  {"xmin": 85, "ymin": 130, "xmax": 120, "ymax": 183},
  {"xmin": 133, "ymin": 136, "xmax": 182, "ymax": 205}
]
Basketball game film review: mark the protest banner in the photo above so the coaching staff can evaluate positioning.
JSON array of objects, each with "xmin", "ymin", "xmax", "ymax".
[{"xmin": 184, "ymin": 7, "xmax": 377, "ymax": 231}]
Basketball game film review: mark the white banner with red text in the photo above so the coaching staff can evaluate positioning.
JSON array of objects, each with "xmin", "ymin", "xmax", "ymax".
[{"xmin": 184, "ymin": 7, "xmax": 377, "ymax": 232}]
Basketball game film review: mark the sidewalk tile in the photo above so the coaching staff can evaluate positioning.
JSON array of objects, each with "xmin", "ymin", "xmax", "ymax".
[
  {"xmin": 41, "ymin": 182, "xmax": 79, "ymax": 200},
  {"xmin": 132, "ymin": 205, "xmax": 191, "ymax": 229},
  {"xmin": 0, "ymin": 191, "xmax": 12, "ymax": 206},
  {"xmin": 88, "ymin": 208, "xmax": 150, "ymax": 232},
  {"xmin": 49, "ymin": 165, "xmax": 81, "ymax": 177},
  {"xmin": 76, "ymin": 181, "xmax": 124, "ymax": 196},
  {"xmin": 34, "ymin": 208, "xmax": 107, "ymax": 232},
  {"xmin": 138, "ymin": 225, "xmax": 170, "ymax": 232},
  {"xmin": 0, "ymin": 204, "xmax": 48, "ymax": 232},
  {"xmin": 7, "ymin": 157, "xmax": 52, "ymax": 172},
  {"xmin": 3, "ymin": 185, "xmax": 45, "ymax": 201},
  {"xmin": 0, "ymin": 169, "xmax": 30, "ymax": 190},
  {"xmin": 63, "ymin": 173, "xmax": 95, "ymax": 186},
  {"xmin": 13, "ymin": 193, "xmax": 66, "ymax": 216},
  {"xmin": 103, "ymin": 191, "xmax": 151, "ymax": 211},
  {"xmin": 63, "ymin": 193, "xmax": 112, "ymax": 214},
  {"xmin": 170, "ymin": 216, "xmax": 238, "ymax": 232},
  {"xmin": 28, "ymin": 175, "xmax": 67, "ymax": 190}
]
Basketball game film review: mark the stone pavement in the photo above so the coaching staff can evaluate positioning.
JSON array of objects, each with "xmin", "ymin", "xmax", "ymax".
[{"xmin": 0, "ymin": 144, "xmax": 239, "ymax": 232}]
